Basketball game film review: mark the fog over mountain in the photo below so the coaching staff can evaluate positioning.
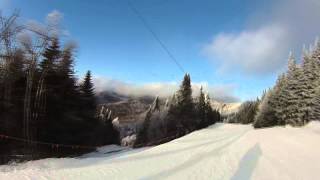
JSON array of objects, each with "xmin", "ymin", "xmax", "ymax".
[{"xmin": 93, "ymin": 76, "xmax": 240, "ymax": 103}]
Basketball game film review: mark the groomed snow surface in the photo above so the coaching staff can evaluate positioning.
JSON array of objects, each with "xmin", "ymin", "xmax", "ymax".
[{"xmin": 1, "ymin": 122, "xmax": 320, "ymax": 180}]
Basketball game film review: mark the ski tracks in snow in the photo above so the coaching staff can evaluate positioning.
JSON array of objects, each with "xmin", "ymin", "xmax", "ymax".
[{"xmin": 2, "ymin": 122, "xmax": 320, "ymax": 180}]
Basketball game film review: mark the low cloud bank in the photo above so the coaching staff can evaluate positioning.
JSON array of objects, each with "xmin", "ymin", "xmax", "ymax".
[{"xmin": 93, "ymin": 76, "xmax": 240, "ymax": 103}]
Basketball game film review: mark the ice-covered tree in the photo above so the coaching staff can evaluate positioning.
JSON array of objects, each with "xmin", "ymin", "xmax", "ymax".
[
  {"xmin": 299, "ymin": 47, "xmax": 320, "ymax": 122},
  {"xmin": 282, "ymin": 53, "xmax": 304, "ymax": 126},
  {"xmin": 253, "ymin": 89, "xmax": 278, "ymax": 128},
  {"xmin": 272, "ymin": 73, "xmax": 288, "ymax": 125},
  {"xmin": 135, "ymin": 96, "xmax": 160, "ymax": 146},
  {"xmin": 204, "ymin": 93, "xmax": 220, "ymax": 125},
  {"xmin": 311, "ymin": 87, "xmax": 320, "ymax": 121},
  {"xmin": 232, "ymin": 99, "xmax": 259, "ymax": 124}
]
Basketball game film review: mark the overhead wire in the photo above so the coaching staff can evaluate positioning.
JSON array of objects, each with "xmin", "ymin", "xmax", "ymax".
[{"xmin": 127, "ymin": 0, "xmax": 185, "ymax": 74}]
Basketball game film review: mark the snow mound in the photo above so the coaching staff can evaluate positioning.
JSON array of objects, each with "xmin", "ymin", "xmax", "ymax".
[{"xmin": 1, "ymin": 123, "xmax": 320, "ymax": 180}]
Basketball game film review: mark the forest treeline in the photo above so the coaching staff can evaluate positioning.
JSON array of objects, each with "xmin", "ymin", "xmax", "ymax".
[
  {"xmin": 135, "ymin": 74, "xmax": 221, "ymax": 147},
  {"xmin": 254, "ymin": 44, "xmax": 320, "ymax": 128},
  {"xmin": 227, "ymin": 41, "xmax": 320, "ymax": 128},
  {"xmin": 0, "ymin": 12, "xmax": 221, "ymax": 162},
  {"xmin": 0, "ymin": 12, "xmax": 119, "ymax": 160}
]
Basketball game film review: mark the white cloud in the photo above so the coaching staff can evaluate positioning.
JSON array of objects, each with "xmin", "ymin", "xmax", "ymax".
[
  {"xmin": 93, "ymin": 76, "xmax": 239, "ymax": 103},
  {"xmin": 46, "ymin": 10, "xmax": 65, "ymax": 36},
  {"xmin": 46, "ymin": 10, "xmax": 63, "ymax": 26},
  {"xmin": 204, "ymin": 25, "xmax": 288, "ymax": 74},
  {"xmin": 23, "ymin": 10, "xmax": 66, "ymax": 38},
  {"xmin": 203, "ymin": 0, "xmax": 320, "ymax": 75}
]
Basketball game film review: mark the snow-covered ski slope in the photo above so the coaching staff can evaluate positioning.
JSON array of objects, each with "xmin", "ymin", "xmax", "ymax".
[{"xmin": 1, "ymin": 122, "xmax": 320, "ymax": 180}]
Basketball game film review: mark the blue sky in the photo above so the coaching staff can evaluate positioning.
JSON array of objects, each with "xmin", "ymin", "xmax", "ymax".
[{"xmin": 2, "ymin": 0, "xmax": 320, "ymax": 102}]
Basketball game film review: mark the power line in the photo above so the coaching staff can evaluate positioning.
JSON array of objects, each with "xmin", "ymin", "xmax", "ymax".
[{"xmin": 127, "ymin": 0, "xmax": 185, "ymax": 74}]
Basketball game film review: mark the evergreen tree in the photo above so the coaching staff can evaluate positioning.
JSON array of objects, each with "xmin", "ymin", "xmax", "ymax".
[
  {"xmin": 0, "ymin": 49, "xmax": 26, "ymax": 136},
  {"xmin": 36, "ymin": 38, "xmax": 62, "ymax": 143},
  {"xmin": 311, "ymin": 87, "xmax": 320, "ymax": 121},
  {"xmin": 58, "ymin": 45, "xmax": 75, "ymax": 80},
  {"xmin": 204, "ymin": 93, "xmax": 219, "ymax": 126},
  {"xmin": 283, "ymin": 53, "xmax": 304, "ymax": 126},
  {"xmin": 40, "ymin": 37, "xmax": 60, "ymax": 73},
  {"xmin": 253, "ymin": 89, "xmax": 278, "ymax": 128},
  {"xmin": 166, "ymin": 92, "xmax": 180, "ymax": 135},
  {"xmin": 54, "ymin": 45, "xmax": 82, "ymax": 135},
  {"xmin": 176, "ymin": 73, "xmax": 195, "ymax": 133},
  {"xmin": 299, "ymin": 48, "xmax": 319, "ymax": 122},
  {"xmin": 135, "ymin": 96, "xmax": 159, "ymax": 146},
  {"xmin": 166, "ymin": 74, "xmax": 196, "ymax": 135},
  {"xmin": 57, "ymin": 45, "xmax": 78, "ymax": 113},
  {"xmin": 36, "ymin": 37, "xmax": 61, "ymax": 122},
  {"xmin": 168, "ymin": 93, "xmax": 177, "ymax": 113},
  {"xmin": 196, "ymin": 86, "xmax": 206, "ymax": 128},
  {"xmin": 232, "ymin": 100, "xmax": 259, "ymax": 124},
  {"xmin": 272, "ymin": 73, "xmax": 288, "ymax": 125},
  {"xmin": 80, "ymin": 70, "xmax": 96, "ymax": 118},
  {"xmin": 309, "ymin": 40, "xmax": 320, "ymax": 121}
]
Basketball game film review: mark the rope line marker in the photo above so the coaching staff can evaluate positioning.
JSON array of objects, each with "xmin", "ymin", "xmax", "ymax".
[{"xmin": 0, "ymin": 134, "xmax": 97, "ymax": 149}]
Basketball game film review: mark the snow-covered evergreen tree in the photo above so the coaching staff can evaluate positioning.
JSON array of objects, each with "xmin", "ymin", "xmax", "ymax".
[
  {"xmin": 254, "ymin": 39, "xmax": 320, "ymax": 128},
  {"xmin": 204, "ymin": 93, "xmax": 220, "ymax": 125},
  {"xmin": 311, "ymin": 87, "xmax": 320, "ymax": 121},
  {"xmin": 135, "ymin": 96, "xmax": 160, "ymax": 146},
  {"xmin": 299, "ymin": 47, "xmax": 319, "ymax": 122},
  {"xmin": 272, "ymin": 73, "xmax": 288, "ymax": 125},
  {"xmin": 309, "ymin": 40, "xmax": 320, "ymax": 121},
  {"xmin": 253, "ymin": 89, "xmax": 278, "ymax": 128},
  {"xmin": 283, "ymin": 53, "xmax": 304, "ymax": 126}
]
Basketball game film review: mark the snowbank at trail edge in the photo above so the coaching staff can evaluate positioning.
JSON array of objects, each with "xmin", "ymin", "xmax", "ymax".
[{"xmin": 1, "ymin": 122, "xmax": 320, "ymax": 180}]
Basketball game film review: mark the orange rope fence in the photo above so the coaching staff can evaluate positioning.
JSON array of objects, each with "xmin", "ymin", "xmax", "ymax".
[{"xmin": 0, "ymin": 134, "xmax": 97, "ymax": 150}]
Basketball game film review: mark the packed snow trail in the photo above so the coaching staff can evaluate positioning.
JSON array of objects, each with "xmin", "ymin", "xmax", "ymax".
[{"xmin": 1, "ymin": 122, "xmax": 320, "ymax": 180}]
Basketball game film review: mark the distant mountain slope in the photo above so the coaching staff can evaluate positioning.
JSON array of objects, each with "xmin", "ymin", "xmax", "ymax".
[
  {"xmin": 96, "ymin": 91, "xmax": 129, "ymax": 104},
  {"xmin": 97, "ymin": 91, "xmax": 155, "ymax": 123},
  {"xmin": 211, "ymin": 101, "xmax": 242, "ymax": 115},
  {"xmin": 97, "ymin": 90, "xmax": 241, "ymax": 124}
]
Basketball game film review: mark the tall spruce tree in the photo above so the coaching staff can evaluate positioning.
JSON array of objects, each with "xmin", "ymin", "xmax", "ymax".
[
  {"xmin": 166, "ymin": 92, "xmax": 180, "ymax": 135},
  {"xmin": 311, "ymin": 87, "xmax": 320, "ymax": 120},
  {"xmin": 204, "ymin": 93, "xmax": 219, "ymax": 126},
  {"xmin": 80, "ymin": 70, "xmax": 96, "ymax": 118},
  {"xmin": 176, "ymin": 73, "xmax": 195, "ymax": 133},
  {"xmin": 57, "ymin": 46, "xmax": 78, "ymax": 105},
  {"xmin": 36, "ymin": 37, "xmax": 62, "ymax": 143},
  {"xmin": 283, "ymin": 53, "xmax": 304, "ymax": 126},
  {"xmin": 253, "ymin": 89, "xmax": 278, "ymax": 128},
  {"xmin": 56, "ymin": 45, "xmax": 81, "ymax": 125},
  {"xmin": 196, "ymin": 86, "xmax": 206, "ymax": 128},
  {"xmin": 310, "ymin": 40, "xmax": 320, "ymax": 121},
  {"xmin": 135, "ymin": 96, "xmax": 160, "ymax": 146},
  {"xmin": 40, "ymin": 37, "xmax": 60, "ymax": 73},
  {"xmin": 272, "ymin": 73, "xmax": 288, "ymax": 125},
  {"xmin": 166, "ymin": 74, "xmax": 196, "ymax": 135},
  {"xmin": 299, "ymin": 48, "xmax": 319, "ymax": 122}
]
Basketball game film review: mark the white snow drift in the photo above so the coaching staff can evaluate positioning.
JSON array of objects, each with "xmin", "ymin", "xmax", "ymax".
[{"xmin": 1, "ymin": 122, "xmax": 320, "ymax": 180}]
